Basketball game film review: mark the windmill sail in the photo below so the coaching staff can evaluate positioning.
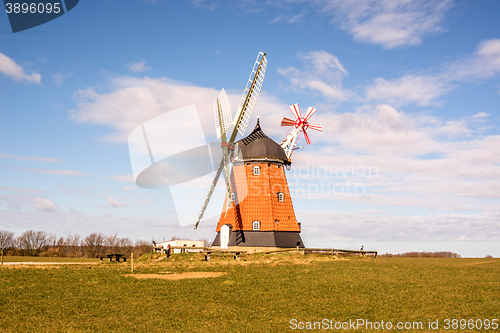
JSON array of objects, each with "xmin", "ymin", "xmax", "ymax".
[
  {"xmin": 215, "ymin": 93, "xmax": 233, "ymax": 204},
  {"xmin": 280, "ymin": 103, "xmax": 322, "ymax": 158},
  {"xmin": 214, "ymin": 89, "xmax": 232, "ymax": 139},
  {"xmin": 194, "ymin": 52, "xmax": 267, "ymax": 229},
  {"xmin": 193, "ymin": 159, "xmax": 225, "ymax": 229},
  {"xmin": 231, "ymin": 52, "xmax": 267, "ymax": 141}
]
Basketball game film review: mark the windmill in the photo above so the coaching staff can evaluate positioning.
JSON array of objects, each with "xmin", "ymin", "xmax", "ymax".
[
  {"xmin": 280, "ymin": 103, "xmax": 322, "ymax": 158},
  {"xmin": 193, "ymin": 52, "xmax": 267, "ymax": 229},
  {"xmin": 211, "ymin": 102, "xmax": 322, "ymax": 249}
]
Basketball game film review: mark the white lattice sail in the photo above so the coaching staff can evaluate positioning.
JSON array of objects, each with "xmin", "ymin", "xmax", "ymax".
[
  {"xmin": 234, "ymin": 52, "xmax": 267, "ymax": 136},
  {"xmin": 214, "ymin": 89, "xmax": 232, "ymax": 139}
]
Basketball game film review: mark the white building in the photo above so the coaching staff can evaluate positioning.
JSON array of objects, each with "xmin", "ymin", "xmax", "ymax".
[{"xmin": 154, "ymin": 240, "xmax": 205, "ymax": 254}]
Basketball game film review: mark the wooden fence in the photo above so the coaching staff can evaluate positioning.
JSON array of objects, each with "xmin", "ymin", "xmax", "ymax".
[{"xmin": 163, "ymin": 246, "xmax": 377, "ymax": 259}]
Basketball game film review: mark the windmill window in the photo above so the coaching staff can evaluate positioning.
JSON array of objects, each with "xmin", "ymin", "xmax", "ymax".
[
  {"xmin": 277, "ymin": 192, "xmax": 284, "ymax": 202},
  {"xmin": 231, "ymin": 192, "xmax": 236, "ymax": 202},
  {"xmin": 253, "ymin": 166, "xmax": 261, "ymax": 176},
  {"xmin": 252, "ymin": 221, "xmax": 261, "ymax": 231}
]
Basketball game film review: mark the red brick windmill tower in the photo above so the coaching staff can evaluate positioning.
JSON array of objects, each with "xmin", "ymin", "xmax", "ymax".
[{"xmin": 192, "ymin": 52, "xmax": 321, "ymax": 249}]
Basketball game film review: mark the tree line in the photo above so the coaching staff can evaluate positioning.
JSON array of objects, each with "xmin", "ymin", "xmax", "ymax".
[
  {"xmin": 0, "ymin": 230, "xmax": 153, "ymax": 261},
  {"xmin": 382, "ymin": 251, "xmax": 462, "ymax": 258}
]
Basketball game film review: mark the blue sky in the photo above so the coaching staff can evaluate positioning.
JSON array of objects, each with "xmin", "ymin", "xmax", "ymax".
[{"xmin": 1, "ymin": 0, "xmax": 499, "ymax": 257}]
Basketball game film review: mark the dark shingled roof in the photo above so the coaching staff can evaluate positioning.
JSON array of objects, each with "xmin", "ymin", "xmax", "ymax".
[{"xmin": 235, "ymin": 119, "xmax": 290, "ymax": 165}]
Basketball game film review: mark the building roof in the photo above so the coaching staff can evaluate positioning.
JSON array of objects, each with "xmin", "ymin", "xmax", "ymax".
[
  {"xmin": 232, "ymin": 119, "xmax": 291, "ymax": 165},
  {"xmin": 155, "ymin": 240, "xmax": 205, "ymax": 247}
]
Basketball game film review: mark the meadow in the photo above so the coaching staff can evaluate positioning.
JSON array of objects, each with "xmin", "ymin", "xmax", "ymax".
[{"xmin": 0, "ymin": 253, "xmax": 498, "ymax": 332}]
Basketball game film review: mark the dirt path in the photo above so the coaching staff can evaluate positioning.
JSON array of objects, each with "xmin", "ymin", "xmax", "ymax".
[{"xmin": 125, "ymin": 272, "xmax": 226, "ymax": 280}]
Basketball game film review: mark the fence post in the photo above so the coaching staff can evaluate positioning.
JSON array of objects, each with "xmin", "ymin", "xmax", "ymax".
[{"xmin": 131, "ymin": 253, "xmax": 134, "ymax": 273}]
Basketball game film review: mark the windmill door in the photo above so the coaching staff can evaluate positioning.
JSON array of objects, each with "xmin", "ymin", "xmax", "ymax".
[{"xmin": 221, "ymin": 224, "xmax": 231, "ymax": 249}]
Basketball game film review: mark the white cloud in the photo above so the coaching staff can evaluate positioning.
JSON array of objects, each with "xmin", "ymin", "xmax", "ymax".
[
  {"xmin": 309, "ymin": 104, "xmax": 439, "ymax": 156},
  {"xmin": 472, "ymin": 112, "xmax": 489, "ymax": 118},
  {"xmin": 106, "ymin": 174, "xmax": 135, "ymax": 183},
  {"xmin": 191, "ymin": 0, "xmax": 217, "ymax": 11},
  {"xmin": 435, "ymin": 120, "xmax": 471, "ymax": 138},
  {"xmin": 0, "ymin": 52, "xmax": 41, "ymax": 84},
  {"xmin": 108, "ymin": 197, "xmax": 126, "ymax": 208},
  {"xmin": 70, "ymin": 78, "xmax": 218, "ymax": 143},
  {"xmin": 445, "ymin": 38, "xmax": 500, "ymax": 81},
  {"xmin": 365, "ymin": 39, "xmax": 500, "ymax": 105},
  {"xmin": 270, "ymin": 14, "xmax": 284, "ymax": 23},
  {"xmin": 284, "ymin": 103, "xmax": 500, "ymax": 221},
  {"xmin": 313, "ymin": 0, "xmax": 453, "ymax": 49},
  {"xmin": 69, "ymin": 76, "xmax": 288, "ymax": 144},
  {"xmin": 127, "ymin": 60, "xmax": 151, "ymax": 72},
  {"xmin": 299, "ymin": 209, "xmax": 500, "ymax": 242},
  {"xmin": 365, "ymin": 74, "xmax": 449, "ymax": 106},
  {"xmin": 52, "ymin": 73, "xmax": 71, "ymax": 85},
  {"xmin": 270, "ymin": 13, "xmax": 304, "ymax": 23},
  {"xmin": 278, "ymin": 50, "xmax": 352, "ymax": 100},
  {"xmin": 34, "ymin": 197, "xmax": 58, "ymax": 212},
  {"xmin": 19, "ymin": 167, "xmax": 88, "ymax": 176},
  {"xmin": 0, "ymin": 188, "xmax": 48, "ymax": 210},
  {"xmin": 0, "ymin": 152, "xmax": 61, "ymax": 163}
]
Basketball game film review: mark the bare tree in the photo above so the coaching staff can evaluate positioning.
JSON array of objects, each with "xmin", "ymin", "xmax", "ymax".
[
  {"xmin": 66, "ymin": 234, "xmax": 82, "ymax": 257},
  {"xmin": 134, "ymin": 239, "xmax": 153, "ymax": 257},
  {"xmin": 104, "ymin": 234, "xmax": 133, "ymax": 255},
  {"xmin": 117, "ymin": 237, "xmax": 133, "ymax": 256},
  {"xmin": 52, "ymin": 236, "xmax": 68, "ymax": 257},
  {"xmin": 0, "ymin": 230, "xmax": 15, "ymax": 265},
  {"xmin": 84, "ymin": 233, "xmax": 105, "ymax": 258},
  {"xmin": 17, "ymin": 230, "xmax": 51, "ymax": 256},
  {"xmin": 104, "ymin": 234, "xmax": 118, "ymax": 255}
]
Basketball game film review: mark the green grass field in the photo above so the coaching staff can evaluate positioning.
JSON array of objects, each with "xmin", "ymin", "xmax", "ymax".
[{"xmin": 0, "ymin": 253, "xmax": 498, "ymax": 332}]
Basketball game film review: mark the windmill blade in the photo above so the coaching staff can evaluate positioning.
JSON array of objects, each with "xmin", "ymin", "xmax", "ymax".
[
  {"xmin": 215, "ymin": 94, "xmax": 233, "ymax": 200},
  {"xmin": 195, "ymin": 52, "xmax": 267, "ymax": 229},
  {"xmin": 304, "ymin": 107, "xmax": 317, "ymax": 121},
  {"xmin": 193, "ymin": 158, "xmax": 224, "ymax": 229},
  {"xmin": 231, "ymin": 52, "xmax": 267, "ymax": 142},
  {"xmin": 303, "ymin": 130, "xmax": 311, "ymax": 145},
  {"xmin": 308, "ymin": 124, "xmax": 322, "ymax": 131},
  {"xmin": 289, "ymin": 103, "xmax": 301, "ymax": 119},
  {"xmin": 214, "ymin": 89, "xmax": 232, "ymax": 139},
  {"xmin": 281, "ymin": 117, "xmax": 295, "ymax": 126}
]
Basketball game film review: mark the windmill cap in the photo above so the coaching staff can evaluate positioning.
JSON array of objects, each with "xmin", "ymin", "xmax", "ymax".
[{"xmin": 233, "ymin": 119, "xmax": 290, "ymax": 165}]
